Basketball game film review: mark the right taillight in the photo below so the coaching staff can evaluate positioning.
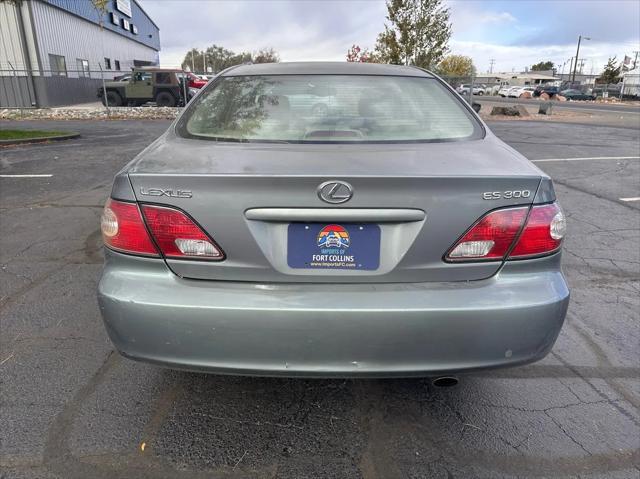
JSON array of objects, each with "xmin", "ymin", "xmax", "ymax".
[
  {"xmin": 509, "ymin": 203, "xmax": 565, "ymax": 259},
  {"xmin": 445, "ymin": 206, "xmax": 528, "ymax": 261},
  {"xmin": 445, "ymin": 202, "xmax": 565, "ymax": 262}
]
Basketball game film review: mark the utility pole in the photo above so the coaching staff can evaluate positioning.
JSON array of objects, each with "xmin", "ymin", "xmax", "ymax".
[
  {"xmin": 202, "ymin": 50, "xmax": 206, "ymax": 74},
  {"xmin": 633, "ymin": 51, "xmax": 639, "ymax": 70},
  {"xmin": 571, "ymin": 35, "xmax": 590, "ymax": 83},
  {"xmin": 489, "ymin": 59, "xmax": 495, "ymax": 74},
  {"xmin": 190, "ymin": 50, "xmax": 195, "ymax": 72}
]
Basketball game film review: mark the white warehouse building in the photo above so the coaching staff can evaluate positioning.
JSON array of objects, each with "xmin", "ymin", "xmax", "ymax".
[{"xmin": 0, "ymin": 0, "xmax": 160, "ymax": 107}]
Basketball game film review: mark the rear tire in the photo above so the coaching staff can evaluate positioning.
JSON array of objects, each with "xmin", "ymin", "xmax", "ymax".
[
  {"xmin": 102, "ymin": 91, "xmax": 122, "ymax": 107},
  {"xmin": 155, "ymin": 91, "xmax": 176, "ymax": 107}
]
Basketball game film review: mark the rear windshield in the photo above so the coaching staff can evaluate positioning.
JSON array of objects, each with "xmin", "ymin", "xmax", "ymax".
[{"xmin": 177, "ymin": 74, "xmax": 482, "ymax": 143}]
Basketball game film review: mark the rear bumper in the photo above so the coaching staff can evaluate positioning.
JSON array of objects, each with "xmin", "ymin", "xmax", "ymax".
[{"xmin": 98, "ymin": 250, "xmax": 569, "ymax": 377}]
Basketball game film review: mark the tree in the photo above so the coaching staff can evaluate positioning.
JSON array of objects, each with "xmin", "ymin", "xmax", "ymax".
[
  {"xmin": 181, "ymin": 45, "xmax": 279, "ymax": 73},
  {"xmin": 346, "ymin": 45, "xmax": 378, "ymax": 63},
  {"xmin": 436, "ymin": 55, "xmax": 475, "ymax": 77},
  {"xmin": 181, "ymin": 48, "xmax": 201, "ymax": 71},
  {"xmin": 89, "ymin": 0, "xmax": 109, "ymax": 29},
  {"xmin": 90, "ymin": 0, "xmax": 109, "ymax": 14},
  {"xmin": 598, "ymin": 57, "xmax": 622, "ymax": 84},
  {"xmin": 531, "ymin": 61, "xmax": 554, "ymax": 71},
  {"xmin": 252, "ymin": 48, "xmax": 280, "ymax": 64},
  {"xmin": 374, "ymin": 0, "xmax": 451, "ymax": 69}
]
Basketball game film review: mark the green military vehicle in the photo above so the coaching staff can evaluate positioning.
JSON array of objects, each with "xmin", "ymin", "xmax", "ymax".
[{"xmin": 98, "ymin": 68, "xmax": 189, "ymax": 107}]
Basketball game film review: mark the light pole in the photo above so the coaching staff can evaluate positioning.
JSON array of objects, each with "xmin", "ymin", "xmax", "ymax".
[
  {"xmin": 561, "ymin": 58, "xmax": 571, "ymax": 78},
  {"xmin": 571, "ymin": 35, "xmax": 590, "ymax": 83}
]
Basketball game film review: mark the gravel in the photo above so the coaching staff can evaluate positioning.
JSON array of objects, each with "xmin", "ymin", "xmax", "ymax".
[{"xmin": 0, "ymin": 106, "xmax": 182, "ymax": 121}]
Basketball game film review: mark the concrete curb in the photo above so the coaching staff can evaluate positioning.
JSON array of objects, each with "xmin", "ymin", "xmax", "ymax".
[{"xmin": 0, "ymin": 132, "xmax": 80, "ymax": 146}]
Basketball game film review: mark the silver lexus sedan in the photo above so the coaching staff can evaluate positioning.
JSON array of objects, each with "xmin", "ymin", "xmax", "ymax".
[{"xmin": 98, "ymin": 62, "xmax": 569, "ymax": 378}]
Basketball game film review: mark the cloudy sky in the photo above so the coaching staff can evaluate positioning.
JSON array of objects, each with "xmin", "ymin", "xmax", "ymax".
[{"xmin": 141, "ymin": 0, "xmax": 640, "ymax": 74}]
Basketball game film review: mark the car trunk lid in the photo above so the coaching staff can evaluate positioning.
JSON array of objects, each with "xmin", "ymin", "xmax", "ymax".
[{"xmin": 127, "ymin": 135, "xmax": 543, "ymax": 283}]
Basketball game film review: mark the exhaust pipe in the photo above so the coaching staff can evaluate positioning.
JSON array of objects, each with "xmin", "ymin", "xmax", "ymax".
[{"xmin": 431, "ymin": 376, "xmax": 459, "ymax": 388}]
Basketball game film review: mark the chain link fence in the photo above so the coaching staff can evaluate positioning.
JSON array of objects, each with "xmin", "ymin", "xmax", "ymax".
[
  {"xmin": 439, "ymin": 75, "xmax": 505, "ymax": 101},
  {"xmin": 0, "ymin": 67, "xmax": 193, "ymax": 109},
  {"xmin": 439, "ymin": 74, "xmax": 640, "ymax": 101},
  {"xmin": 0, "ymin": 67, "xmax": 121, "ymax": 109}
]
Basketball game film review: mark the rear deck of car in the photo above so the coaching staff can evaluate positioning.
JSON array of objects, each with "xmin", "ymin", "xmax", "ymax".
[{"xmin": 98, "ymin": 62, "xmax": 569, "ymax": 377}]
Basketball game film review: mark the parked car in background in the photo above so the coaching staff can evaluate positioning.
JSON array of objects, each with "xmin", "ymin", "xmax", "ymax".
[
  {"xmin": 286, "ymin": 93, "xmax": 340, "ymax": 117},
  {"xmin": 456, "ymin": 84, "xmax": 485, "ymax": 95},
  {"xmin": 98, "ymin": 62, "xmax": 569, "ymax": 379},
  {"xmin": 185, "ymin": 72, "xmax": 208, "ymax": 89},
  {"xmin": 508, "ymin": 86, "xmax": 536, "ymax": 98},
  {"xmin": 498, "ymin": 86, "xmax": 513, "ymax": 97},
  {"xmin": 490, "ymin": 84, "xmax": 504, "ymax": 95},
  {"xmin": 98, "ymin": 67, "xmax": 192, "ymax": 107},
  {"xmin": 533, "ymin": 85, "xmax": 560, "ymax": 97},
  {"xmin": 560, "ymin": 89, "xmax": 596, "ymax": 101}
]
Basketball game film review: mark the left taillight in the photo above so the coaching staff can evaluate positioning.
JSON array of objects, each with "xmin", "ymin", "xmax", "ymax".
[
  {"xmin": 101, "ymin": 199, "xmax": 225, "ymax": 260},
  {"xmin": 140, "ymin": 204, "xmax": 224, "ymax": 260},
  {"xmin": 101, "ymin": 198, "xmax": 160, "ymax": 257}
]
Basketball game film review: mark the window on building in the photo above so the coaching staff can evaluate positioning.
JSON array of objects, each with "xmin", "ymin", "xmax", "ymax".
[
  {"xmin": 155, "ymin": 72, "xmax": 172, "ymax": 84},
  {"xmin": 76, "ymin": 59, "xmax": 90, "ymax": 78},
  {"xmin": 48, "ymin": 54, "xmax": 67, "ymax": 76},
  {"xmin": 115, "ymin": 60, "xmax": 121, "ymax": 71},
  {"xmin": 104, "ymin": 58, "xmax": 111, "ymax": 70}
]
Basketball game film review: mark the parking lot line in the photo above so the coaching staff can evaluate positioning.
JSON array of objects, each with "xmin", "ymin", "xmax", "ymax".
[
  {"xmin": 560, "ymin": 106, "xmax": 640, "ymax": 115},
  {"xmin": 619, "ymin": 197, "xmax": 640, "ymax": 202},
  {"xmin": 0, "ymin": 174, "xmax": 53, "ymax": 178},
  {"xmin": 533, "ymin": 156, "xmax": 640, "ymax": 162}
]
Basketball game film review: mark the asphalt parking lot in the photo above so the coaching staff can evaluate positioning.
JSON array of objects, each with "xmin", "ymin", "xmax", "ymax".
[{"xmin": 1, "ymin": 117, "xmax": 639, "ymax": 479}]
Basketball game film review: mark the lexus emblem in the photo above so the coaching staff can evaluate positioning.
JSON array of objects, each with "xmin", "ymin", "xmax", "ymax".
[{"xmin": 317, "ymin": 180, "xmax": 353, "ymax": 204}]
